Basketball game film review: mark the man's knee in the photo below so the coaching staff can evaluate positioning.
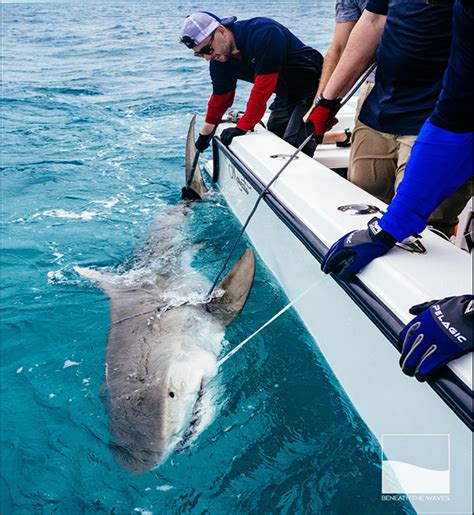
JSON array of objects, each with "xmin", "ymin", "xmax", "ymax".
[
  {"xmin": 349, "ymin": 159, "xmax": 395, "ymax": 202},
  {"xmin": 348, "ymin": 124, "xmax": 397, "ymax": 203}
]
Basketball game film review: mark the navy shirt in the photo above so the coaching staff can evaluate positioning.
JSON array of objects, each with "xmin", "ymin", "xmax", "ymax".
[
  {"xmin": 430, "ymin": 0, "xmax": 474, "ymax": 133},
  {"xmin": 209, "ymin": 18, "xmax": 323, "ymax": 109},
  {"xmin": 360, "ymin": 0, "xmax": 453, "ymax": 135}
]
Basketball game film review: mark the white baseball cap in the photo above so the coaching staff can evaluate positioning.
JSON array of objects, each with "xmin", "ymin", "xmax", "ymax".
[{"xmin": 180, "ymin": 12, "xmax": 237, "ymax": 49}]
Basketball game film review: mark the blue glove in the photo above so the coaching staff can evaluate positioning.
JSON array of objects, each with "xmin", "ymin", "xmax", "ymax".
[
  {"xmin": 321, "ymin": 217, "xmax": 396, "ymax": 281},
  {"xmin": 399, "ymin": 295, "xmax": 473, "ymax": 381},
  {"xmin": 220, "ymin": 127, "xmax": 246, "ymax": 147}
]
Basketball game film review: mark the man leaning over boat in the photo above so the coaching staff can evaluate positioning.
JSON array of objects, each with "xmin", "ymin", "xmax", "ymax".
[
  {"xmin": 316, "ymin": 0, "xmax": 474, "ymax": 381},
  {"xmin": 180, "ymin": 12, "xmax": 347, "ymax": 158}
]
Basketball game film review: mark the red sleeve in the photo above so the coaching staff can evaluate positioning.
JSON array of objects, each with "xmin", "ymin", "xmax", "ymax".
[
  {"xmin": 236, "ymin": 73, "xmax": 279, "ymax": 131},
  {"xmin": 205, "ymin": 90, "xmax": 236, "ymax": 124}
]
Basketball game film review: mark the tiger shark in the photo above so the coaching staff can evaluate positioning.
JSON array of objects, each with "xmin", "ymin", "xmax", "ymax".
[{"xmin": 75, "ymin": 115, "xmax": 255, "ymax": 473}]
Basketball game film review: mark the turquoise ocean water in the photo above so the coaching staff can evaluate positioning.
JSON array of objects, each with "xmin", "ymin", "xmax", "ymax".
[{"xmin": 2, "ymin": 1, "xmax": 413, "ymax": 513}]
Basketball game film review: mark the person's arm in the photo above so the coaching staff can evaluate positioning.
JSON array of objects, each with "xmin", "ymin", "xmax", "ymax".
[
  {"xmin": 200, "ymin": 122, "xmax": 216, "ymax": 136},
  {"xmin": 316, "ymin": 21, "xmax": 357, "ymax": 99},
  {"xmin": 235, "ymin": 73, "xmax": 279, "ymax": 131},
  {"xmin": 304, "ymin": 21, "xmax": 356, "ymax": 122},
  {"xmin": 196, "ymin": 62, "xmax": 237, "ymax": 150},
  {"xmin": 236, "ymin": 26, "xmax": 284, "ymax": 132},
  {"xmin": 220, "ymin": 73, "xmax": 279, "ymax": 146},
  {"xmin": 306, "ymin": 8, "xmax": 386, "ymax": 140},
  {"xmin": 195, "ymin": 91, "xmax": 235, "ymax": 152},
  {"xmin": 378, "ymin": 122, "xmax": 473, "ymax": 241},
  {"xmin": 199, "ymin": 90, "xmax": 236, "ymax": 136},
  {"xmin": 323, "ymin": 9, "xmax": 385, "ymax": 100},
  {"xmin": 379, "ymin": 0, "xmax": 473, "ymax": 240}
]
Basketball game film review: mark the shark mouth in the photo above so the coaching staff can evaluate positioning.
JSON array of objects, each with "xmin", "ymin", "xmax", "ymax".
[{"xmin": 175, "ymin": 381, "xmax": 206, "ymax": 452}]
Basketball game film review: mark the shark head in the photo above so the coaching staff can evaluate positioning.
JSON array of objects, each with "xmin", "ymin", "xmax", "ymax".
[
  {"xmin": 109, "ymin": 345, "xmax": 218, "ymax": 474},
  {"xmin": 163, "ymin": 348, "xmax": 218, "ymax": 439}
]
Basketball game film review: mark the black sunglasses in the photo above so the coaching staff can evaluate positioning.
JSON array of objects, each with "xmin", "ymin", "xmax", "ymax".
[{"xmin": 193, "ymin": 31, "xmax": 216, "ymax": 57}]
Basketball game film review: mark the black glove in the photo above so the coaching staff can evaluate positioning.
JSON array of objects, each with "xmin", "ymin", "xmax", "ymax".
[
  {"xmin": 220, "ymin": 127, "xmax": 246, "ymax": 147},
  {"xmin": 399, "ymin": 295, "xmax": 473, "ymax": 381},
  {"xmin": 321, "ymin": 217, "xmax": 396, "ymax": 281},
  {"xmin": 195, "ymin": 133, "xmax": 213, "ymax": 153}
]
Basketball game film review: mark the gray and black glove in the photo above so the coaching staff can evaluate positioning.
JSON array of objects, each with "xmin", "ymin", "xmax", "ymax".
[
  {"xmin": 399, "ymin": 295, "xmax": 473, "ymax": 381},
  {"xmin": 321, "ymin": 217, "xmax": 396, "ymax": 281}
]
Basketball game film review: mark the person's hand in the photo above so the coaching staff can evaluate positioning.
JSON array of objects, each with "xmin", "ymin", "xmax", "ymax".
[
  {"xmin": 305, "ymin": 95, "xmax": 341, "ymax": 143},
  {"xmin": 321, "ymin": 217, "xmax": 396, "ymax": 281},
  {"xmin": 195, "ymin": 133, "xmax": 213, "ymax": 153},
  {"xmin": 399, "ymin": 295, "xmax": 473, "ymax": 381},
  {"xmin": 220, "ymin": 127, "xmax": 246, "ymax": 147}
]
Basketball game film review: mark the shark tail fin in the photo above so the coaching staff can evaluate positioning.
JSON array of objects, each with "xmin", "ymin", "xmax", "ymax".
[{"xmin": 206, "ymin": 249, "xmax": 256, "ymax": 326}]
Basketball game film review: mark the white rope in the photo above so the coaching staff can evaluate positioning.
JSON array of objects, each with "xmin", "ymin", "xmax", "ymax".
[{"xmin": 217, "ymin": 280, "xmax": 319, "ymax": 368}]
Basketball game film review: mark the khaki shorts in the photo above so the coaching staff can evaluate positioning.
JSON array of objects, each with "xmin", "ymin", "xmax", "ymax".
[{"xmin": 348, "ymin": 82, "xmax": 473, "ymax": 237}]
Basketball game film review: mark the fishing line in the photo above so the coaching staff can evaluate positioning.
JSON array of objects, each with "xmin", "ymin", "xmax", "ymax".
[
  {"xmin": 207, "ymin": 63, "xmax": 377, "ymax": 298},
  {"xmin": 207, "ymin": 133, "xmax": 313, "ymax": 297},
  {"xmin": 111, "ymin": 298, "xmax": 200, "ymax": 326},
  {"xmin": 217, "ymin": 280, "xmax": 320, "ymax": 368}
]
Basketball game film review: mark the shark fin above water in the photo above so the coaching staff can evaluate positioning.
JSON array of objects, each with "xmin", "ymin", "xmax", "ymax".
[
  {"xmin": 74, "ymin": 246, "xmax": 256, "ymax": 327},
  {"xmin": 183, "ymin": 114, "xmax": 208, "ymax": 200},
  {"xmin": 206, "ymin": 248, "xmax": 256, "ymax": 327}
]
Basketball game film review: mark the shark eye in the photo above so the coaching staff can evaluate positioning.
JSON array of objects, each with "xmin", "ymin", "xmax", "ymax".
[{"xmin": 169, "ymin": 391, "xmax": 176, "ymax": 399}]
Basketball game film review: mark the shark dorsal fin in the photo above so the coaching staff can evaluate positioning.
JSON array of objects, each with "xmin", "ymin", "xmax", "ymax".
[{"xmin": 206, "ymin": 249, "xmax": 256, "ymax": 326}]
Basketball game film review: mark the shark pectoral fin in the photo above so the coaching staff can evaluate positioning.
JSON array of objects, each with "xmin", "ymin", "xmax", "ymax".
[
  {"xmin": 74, "ymin": 266, "xmax": 118, "ymax": 297},
  {"xmin": 185, "ymin": 114, "xmax": 208, "ymax": 200},
  {"xmin": 206, "ymin": 249, "xmax": 256, "ymax": 326}
]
